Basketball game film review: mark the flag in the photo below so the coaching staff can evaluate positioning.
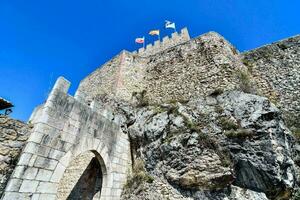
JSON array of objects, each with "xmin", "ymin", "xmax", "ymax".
[
  {"xmin": 165, "ymin": 20, "xmax": 176, "ymax": 29},
  {"xmin": 149, "ymin": 30, "xmax": 160, "ymax": 36},
  {"xmin": 135, "ymin": 37, "xmax": 145, "ymax": 44}
]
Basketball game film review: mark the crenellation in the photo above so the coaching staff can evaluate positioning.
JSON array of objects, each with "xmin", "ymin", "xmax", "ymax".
[
  {"xmin": 138, "ymin": 47, "xmax": 144, "ymax": 53},
  {"xmin": 133, "ymin": 27, "xmax": 190, "ymax": 56}
]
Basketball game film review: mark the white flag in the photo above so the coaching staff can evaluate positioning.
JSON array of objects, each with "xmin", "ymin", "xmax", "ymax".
[{"xmin": 165, "ymin": 20, "xmax": 176, "ymax": 29}]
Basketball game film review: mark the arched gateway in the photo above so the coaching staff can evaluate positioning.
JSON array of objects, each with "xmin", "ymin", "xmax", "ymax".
[{"xmin": 2, "ymin": 77, "xmax": 131, "ymax": 200}]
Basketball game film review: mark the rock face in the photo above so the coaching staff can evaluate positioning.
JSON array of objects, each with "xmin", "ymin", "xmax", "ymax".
[
  {"xmin": 117, "ymin": 91, "xmax": 297, "ymax": 199},
  {"xmin": 0, "ymin": 116, "xmax": 31, "ymax": 196}
]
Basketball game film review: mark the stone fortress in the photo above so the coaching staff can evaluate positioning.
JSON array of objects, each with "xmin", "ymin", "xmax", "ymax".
[{"xmin": 0, "ymin": 28, "xmax": 299, "ymax": 200}]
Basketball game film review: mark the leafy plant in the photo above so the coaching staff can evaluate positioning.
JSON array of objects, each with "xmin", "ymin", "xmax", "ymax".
[
  {"xmin": 219, "ymin": 117, "xmax": 238, "ymax": 130},
  {"xmin": 238, "ymin": 70, "xmax": 251, "ymax": 92},
  {"xmin": 124, "ymin": 159, "xmax": 154, "ymax": 190},
  {"xmin": 225, "ymin": 128, "xmax": 254, "ymax": 139}
]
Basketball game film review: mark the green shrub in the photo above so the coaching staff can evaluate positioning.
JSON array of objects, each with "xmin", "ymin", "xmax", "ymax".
[
  {"xmin": 215, "ymin": 105, "xmax": 224, "ymax": 114},
  {"xmin": 219, "ymin": 117, "xmax": 238, "ymax": 130},
  {"xmin": 237, "ymin": 69, "xmax": 253, "ymax": 93},
  {"xmin": 218, "ymin": 150, "xmax": 232, "ymax": 167},
  {"xmin": 292, "ymin": 128, "xmax": 300, "ymax": 141},
  {"xmin": 242, "ymin": 59, "xmax": 254, "ymax": 73},
  {"xmin": 124, "ymin": 159, "xmax": 154, "ymax": 190},
  {"xmin": 225, "ymin": 128, "xmax": 254, "ymax": 139},
  {"xmin": 134, "ymin": 90, "xmax": 149, "ymax": 107}
]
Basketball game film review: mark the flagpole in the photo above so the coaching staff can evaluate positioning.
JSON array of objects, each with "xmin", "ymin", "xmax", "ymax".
[{"xmin": 143, "ymin": 37, "xmax": 145, "ymax": 49}]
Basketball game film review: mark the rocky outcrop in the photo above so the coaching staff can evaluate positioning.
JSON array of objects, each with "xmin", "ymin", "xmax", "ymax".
[
  {"xmin": 0, "ymin": 116, "xmax": 31, "ymax": 196},
  {"xmin": 112, "ymin": 91, "xmax": 298, "ymax": 200}
]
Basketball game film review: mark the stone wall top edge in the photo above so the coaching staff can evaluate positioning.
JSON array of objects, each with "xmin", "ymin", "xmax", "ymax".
[
  {"xmin": 242, "ymin": 34, "xmax": 300, "ymax": 56},
  {"xmin": 135, "ymin": 30, "xmax": 235, "ymax": 58},
  {"xmin": 133, "ymin": 27, "xmax": 190, "ymax": 56},
  {"xmin": 46, "ymin": 87, "xmax": 117, "ymax": 124},
  {"xmin": 78, "ymin": 50, "xmax": 133, "ymax": 86}
]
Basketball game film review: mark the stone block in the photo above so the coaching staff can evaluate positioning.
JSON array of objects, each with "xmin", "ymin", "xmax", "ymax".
[
  {"xmin": 34, "ymin": 156, "xmax": 58, "ymax": 170},
  {"xmin": 2, "ymin": 192, "xmax": 30, "ymax": 200},
  {"xmin": 36, "ymin": 169, "xmax": 53, "ymax": 181},
  {"xmin": 27, "ymin": 132, "xmax": 44, "ymax": 143},
  {"xmin": 38, "ymin": 193, "xmax": 56, "ymax": 200},
  {"xmin": 59, "ymin": 151, "xmax": 72, "ymax": 167},
  {"xmin": 12, "ymin": 166, "xmax": 26, "ymax": 178},
  {"xmin": 5, "ymin": 178, "xmax": 22, "ymax": 192},
  {"xmin": 23, "ymin": 167, "xmax": 38, "ymax": 179},
  {"xmin": 31, "ymin": 194, "xmax": 40, "ymax": 200},
  {"xmin": 18, "ymin": 153, "xmax": 32, "ymax": 166},
  {"xmin": 19, "ymin": 180, "xmax": 39, "ymax": 193},
  {"xmin": 51, "ymin": 76, "xmax": 70, "ymax": 94},
  {"xmin": 60, "ymin": 132, "xmax": 76, "ymax": 144},
  {"xmin": 23, "ymin": 142, "xmax": 39, "ymax": 154},
  {"xmin": 36, "ymin": 182, "xmax": 58, "ymax": 193},
  {"xmin": 48, "ymin": 148, "xmax": 65, "ymax": 160},
  {"xmin": 50, "ymin": 162, "xmax": 66, "ymax": 183},
  {"xmin": 28, "ymin": 154, "xmax": 37, "ymax": 166}
]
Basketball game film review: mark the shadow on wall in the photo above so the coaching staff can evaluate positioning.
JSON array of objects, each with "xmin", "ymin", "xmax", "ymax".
[
  {"xmin": 57, "ymin": 151, "xmax": 104, "ymax": 200},
  {"xmin": 67, "ymin": 157, "xmax": 102, "ymax": 200}
]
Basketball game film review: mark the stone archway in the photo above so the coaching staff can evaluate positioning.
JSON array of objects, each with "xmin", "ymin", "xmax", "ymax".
[
  {"xmin": 57, "ymin": 151, "xmax": 105, "ymax": 200},
  {"xmin": 2, "ymin": 77, "xmax": 131, "ymax": 200}
]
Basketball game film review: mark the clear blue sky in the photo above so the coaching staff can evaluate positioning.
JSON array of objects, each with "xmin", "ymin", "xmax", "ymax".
[{"xmin": 1, "ymin": 0, "xmax": 299, "ymax": 121}]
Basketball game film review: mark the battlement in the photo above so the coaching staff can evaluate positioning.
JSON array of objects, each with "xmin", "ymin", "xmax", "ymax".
[{"xmin": 133, "ymin": 27, "xmax": 190, "ymax": 57}]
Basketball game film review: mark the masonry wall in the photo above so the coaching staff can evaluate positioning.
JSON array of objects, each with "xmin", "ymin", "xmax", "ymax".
[
  {"xmin": 78, "ymin": 30, "xmax": 247, "ymax": 105},
  {"xmin": 2, "ymin": 77, "xmax": 131, "ymax": 200},
  {"xmin": 143, "ymin": 32, "xmax": 245, "ymax": 103},
  {"xmin": 0, "ymin": 116, "xmax": 31, "ymax": 197},
  {"xmin": 78, "ymin": 51, "xmax": 147, "ymax": 103},
  {"xmin": 242, "ymin": 35, "xmax": 300, "ymax": 128},
  {"xmin": 77, "ymin": 53, "xmax": 123, "ymax": 104}
]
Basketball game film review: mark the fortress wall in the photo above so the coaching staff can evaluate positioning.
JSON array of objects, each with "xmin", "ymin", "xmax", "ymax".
[
  {"xmin": 135, "ymin": 28, "xmax": 190, "ymax": 57},
  {"xmin": 242, "ymin": 35, "xmax": 300, "ymax": 128},
  {"xmin": 0, "ymin": 116, "xmax": 31, "ymax": 197},
  {"xmin": 144, "ymin": 32, "xmax": 245, "ymax": 103},
  {"xmin": 77, "ymin": 51, "xmax": 148, "ymax": 103},
  {"xmin": 77, "ymin": 52, "xmax": 124, "ymax": 103},
  {"xmin": 113, "ymin": 53, "xmax": 147, "ymax": 101}
]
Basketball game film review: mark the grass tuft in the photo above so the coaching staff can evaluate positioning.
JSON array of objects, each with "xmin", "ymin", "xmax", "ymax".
[{"xmin": 124, "ymin": 159, "xmax": 154, "ymax": 190}]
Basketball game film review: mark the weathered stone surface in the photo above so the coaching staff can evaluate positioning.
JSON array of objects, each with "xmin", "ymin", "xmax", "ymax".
[
  {"xmin": 121, "ymin": 91, "xmax": 297, "ymax": 199},
  {"xmin": 0, "ymin": 116, "xmax": 31, "ymax": 197},
  {"xmin": 1, "ymin": 77, "xmax": 131, "ymax": 200},
  {"xmin": 242, "ymin": 35, "xmax": 300, "ymax": 130}
]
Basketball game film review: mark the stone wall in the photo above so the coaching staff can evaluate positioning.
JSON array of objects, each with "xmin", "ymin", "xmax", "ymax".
[
  {"xmin": 76, "ymin": 53, "xmax": 123, "ymax": 104},
  {"xmin": 0, "ymin": 116, "xmax": 31, "ymax": 197},
  {"xmin": 242, "ymin": 35, "xmax": 300, "ymax": 128},
  {"xmin": 78, "ymin": 30, "xmax": 248, "ymax": 105},
  {"xmin": 143, "ymin": 32, "xmax": 245, "ymax": 103},
  {"xmin": 1, "ymin": 77, "xmax": 131, "ymax": 200},
  {"xmin": 78, "ymin": 51, "xmax": 147, "ymax": 104}
]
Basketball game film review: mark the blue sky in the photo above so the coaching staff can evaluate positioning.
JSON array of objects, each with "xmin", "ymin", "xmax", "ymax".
[{"xmin": 1, "ymin": 0, "xmax": 299, "ymax": 121}]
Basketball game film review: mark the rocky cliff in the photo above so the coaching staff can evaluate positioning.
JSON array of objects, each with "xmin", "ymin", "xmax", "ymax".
[{"xmin": 93, "ymin": 90, "xmax": 299, "ymax": 200}]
